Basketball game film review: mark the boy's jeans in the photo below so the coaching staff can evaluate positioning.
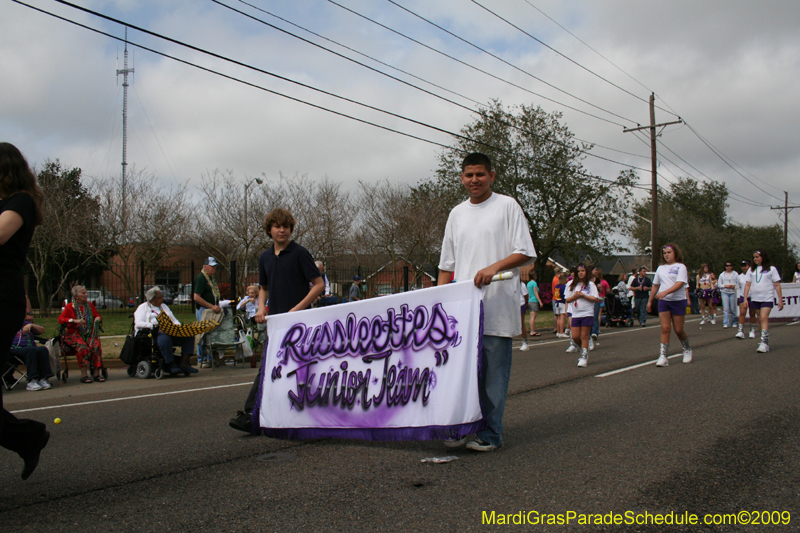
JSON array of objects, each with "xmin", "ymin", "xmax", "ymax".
[{"xmin": 476, "ymin": 336, "xmax": 512, "ymax": 448}]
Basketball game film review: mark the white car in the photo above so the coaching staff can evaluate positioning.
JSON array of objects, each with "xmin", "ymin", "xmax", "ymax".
[{"xmin": 86, "ymin": 290, "xmax": 124, "ymax": 309}]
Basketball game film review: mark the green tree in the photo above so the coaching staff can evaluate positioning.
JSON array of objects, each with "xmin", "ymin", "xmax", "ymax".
[
  {"xmin": 629, "ymin": 178, "xmax": 797, "ymax": 273},
  {"xmin": 27, "ymin": 160, "xmax": 110, "ymax": 315},
  {"xmin": 422, "ymin": 100, "xmax": 636, "ymax": 278}
]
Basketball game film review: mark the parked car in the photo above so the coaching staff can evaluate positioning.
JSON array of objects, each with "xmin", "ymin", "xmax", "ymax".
[
  {"xmin": 86, "ymin": 290, "xmax": 125, "ymax": 309},
  {"xmin": 174, "ymin": 285, "xmax": 193, "ymax": 305}
]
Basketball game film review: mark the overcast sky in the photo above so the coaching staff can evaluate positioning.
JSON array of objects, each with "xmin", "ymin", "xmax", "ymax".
[{"xmin": 2, "ymin": 0, "xmax": 799, "ymax": 250}]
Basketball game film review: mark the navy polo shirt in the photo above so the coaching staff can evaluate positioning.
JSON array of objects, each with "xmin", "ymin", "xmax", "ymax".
[{"xmin": 258, "ymin": 240, "xmax": 321, "ymax": 315}]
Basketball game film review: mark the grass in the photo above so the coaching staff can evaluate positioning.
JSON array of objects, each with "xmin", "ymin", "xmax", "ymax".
[{"xmin": 33, "ymin": 306, "xmax": 198, "ymax": 337}]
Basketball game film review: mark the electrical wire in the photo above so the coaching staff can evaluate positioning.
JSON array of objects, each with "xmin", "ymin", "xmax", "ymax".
[
  {"xmin": 325, "ymin": 0, "xmax": 628, "ymax": 128},
  {"xmin": 385, "ymin": 0, "xmax": 639, "ymax": 125},
  {"xmin": 230, "ymin": 0, "xmax": 652, "ymax": 173},
  {"xmin": 14, "ymin": 0, "xmax": 652, "ymax": 193}
]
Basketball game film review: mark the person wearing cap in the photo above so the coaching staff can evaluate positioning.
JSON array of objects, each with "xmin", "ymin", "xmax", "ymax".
[
  {"xmin": 349, "ymin": 275, "xmax": 361, "ymax": 301},
  {"xmin": 734, "ymin": 260, "xmax": 753, "ymax": 339},
  {"xmin": 628, "ymin": 266, "xmax": 652, "ymax": 327},
  {"xmin": 193, "ymin": 257, "xmax": 221, "ymax": 369}
]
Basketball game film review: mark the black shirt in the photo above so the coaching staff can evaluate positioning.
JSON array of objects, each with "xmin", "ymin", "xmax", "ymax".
[
  {"xmin": 630, "ymin": 275, "xmax": 653, "ymax": 299},
  {"xmin": 0, "ymin": 193, "xmax": 34, "ymax": 274},
  {"xmin": 258, "ymin": 240, "xmax": 321, "ymax": 315}
]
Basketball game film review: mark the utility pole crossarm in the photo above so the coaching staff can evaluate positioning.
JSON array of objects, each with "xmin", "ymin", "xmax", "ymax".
[{"xmin": 622, "ymin": 119, "xmax": 682, "ymax": 133}]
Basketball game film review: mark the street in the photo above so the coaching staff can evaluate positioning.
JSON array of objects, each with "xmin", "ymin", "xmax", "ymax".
[{"xmin": 1, "ymin": 317, "xmax": 798, "ymax": 532}]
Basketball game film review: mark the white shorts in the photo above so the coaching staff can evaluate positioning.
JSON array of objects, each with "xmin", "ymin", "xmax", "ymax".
[{"xmin": 554, "ymin": 302, "xmax": 565, "ymax": 314}]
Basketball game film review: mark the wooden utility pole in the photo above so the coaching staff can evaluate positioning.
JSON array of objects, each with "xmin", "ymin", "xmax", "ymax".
[
  {"xmin": 624, "ymin": 93, "xmax": 682, "ymax": 271},
  {"xmin": 770, "ymin": 191, "xmax": 800, "ymax": 275}
]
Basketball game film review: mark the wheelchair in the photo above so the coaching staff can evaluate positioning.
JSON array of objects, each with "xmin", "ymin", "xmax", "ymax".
[
  {"xmin": 124, "ymin": 323, "xmax": 190, "ymax": 380},
  {"xmin": 233, "ymin": 309, "xmax": 264, "ymax": 368}
]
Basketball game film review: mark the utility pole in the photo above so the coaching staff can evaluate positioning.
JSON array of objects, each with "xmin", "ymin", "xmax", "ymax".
[
  {"xmin": 623, "ymin": 93, "xmax": 682, "ymax": 271},
  {"xmin": 116, "ymin": 27, "xmax": 134, "ymax": 214},
  {"xmin": 770, "ymin": 191, "xmax": 799, "ymax": 275}
]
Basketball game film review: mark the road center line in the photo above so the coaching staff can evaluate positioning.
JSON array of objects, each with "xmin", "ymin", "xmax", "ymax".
[
  {"xmin": 10, "ymin": 381, "xmax": 253, "ymax": 414},
  {"xmin": 595, "ymin": 354, "xmax": 683, "ymax": 377}
]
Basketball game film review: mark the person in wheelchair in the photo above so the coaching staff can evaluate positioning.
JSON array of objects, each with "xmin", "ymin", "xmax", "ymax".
[
  {"xmin": 134, "ymin": 287, "xmax": 196, "ymax": 375},
  {"xmin": 236, "ymin": 285, "xmax": 259, "ymax": 322}
]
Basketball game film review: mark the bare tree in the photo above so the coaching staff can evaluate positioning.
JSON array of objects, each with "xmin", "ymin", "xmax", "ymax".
[{"xmin": 92, "ymin": 167, "xmax": 190, "ymax": 296}]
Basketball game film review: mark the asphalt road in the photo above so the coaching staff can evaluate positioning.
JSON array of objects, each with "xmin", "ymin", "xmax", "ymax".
[{"xmin": 1, "ymin": 317, "xmax": 798, "ymax": 532}]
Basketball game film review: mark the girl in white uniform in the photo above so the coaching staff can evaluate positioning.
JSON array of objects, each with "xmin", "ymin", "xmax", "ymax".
[
  {"xmin": 734, "ymin": 261, "xmax": 754, "ymax": 339},
  {"xmin": 647, "ymin": 243, "xmax": 693, "ymax": 366},
  {"xmin": 564, "ymin": 264, "xmax": 600, "ymax": 367},
  {"xmin": 744, "ymin": 249, "xmax": 784, "ymax": 353}
]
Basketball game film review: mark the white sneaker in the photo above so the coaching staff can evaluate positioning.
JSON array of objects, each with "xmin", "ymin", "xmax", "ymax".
[
  {"xmin": 748, "ymin": 330, "xmax": 756, "ymax": 339},
  {"xmin": 711, "ymin": 318, "xmax": 716, "ymax": 325},
  {"xmin": 557, "ymin": 333, "xmax": 568, "ymax": 338},
  {"xmin": 656, "ymin": 354, "xmax": 669, "ymax": 367},
  {"xmin": 577, "ymin": 356, "xmax": 588, "ymax": 367},
  {"xmin": 26, "ymin": 381, "xmax": 43, "ymax": 391},
  {"xmin": 699, "ymin": 318, "xmax": 706, "ymax": 325},
  {"xmin": 38, "ymin": 379, "xmax": 52, "ymax": 390},
  {"xmin": 591, "ymin": 333, "xmax": 598, "ymax": 341},
  {"xmin": 443, "ymin": 436, "xmax": 469, "ymax": 448},
  {"xmin": 588, "ymin": 338, "xmax": 595, "ymax": 351},
  {"xmin": 756, "ymin": 342, "xmax": 769, "ymax": 353},
  {"xmin": 520, "ymin": 342, "xmax": 529, "ymax": 351},
  {"xmin": 723, "ymin": 325, "xmax": 729, "ymax": 329},
  {"xmin": 682, "ymin": 348, "xmax": 693, "ymax": 364},
  {"xmin": 565, "ymin": 344, "xmax": 578, "ymax": 353},
  {"xmin": 735, "ymin": 331, "xmax": 745, "ymax": 339}
]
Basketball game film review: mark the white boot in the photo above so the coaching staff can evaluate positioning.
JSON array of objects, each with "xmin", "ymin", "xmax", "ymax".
[
  {"xmin": 756, "ymin": 330, "xmax": 770, "ymax": 353},
  {"xmin": 735, "ymin": 324, "xmax": 744, "ymax": 339},
  {"xmin": 577, "ymin": 348, "xmax": 588, "ymax": 367},
  {"xmin": 566, "ymin": 338, "xmax": 578, "ymax": 353},
  {"xmin": 656, "ymin": 343, "xmax": 669, "ymax": 367},
  {"xmin": 681, "ymin": 338, "xmax": 693, "ymax": 364}
]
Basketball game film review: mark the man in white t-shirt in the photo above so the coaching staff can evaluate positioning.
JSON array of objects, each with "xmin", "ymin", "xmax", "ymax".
[{"xmin": 438, "ymin": 153, "xmax": 537, "ymax": 452}]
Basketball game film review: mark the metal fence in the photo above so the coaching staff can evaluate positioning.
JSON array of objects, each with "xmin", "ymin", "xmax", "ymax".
[{"xmin": 30, "ymin": 260, "xmax": 438, "ymax": 316}]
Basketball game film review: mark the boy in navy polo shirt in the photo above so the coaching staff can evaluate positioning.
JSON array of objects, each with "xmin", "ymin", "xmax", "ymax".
[{"xmin": 229, "ymin": 208, "xmax": 323, "ymax": 432}]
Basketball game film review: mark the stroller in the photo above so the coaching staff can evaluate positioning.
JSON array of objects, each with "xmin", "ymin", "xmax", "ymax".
[{"xmin": 604, "ymin": 292, "xmax": 634, "ymax": 327}]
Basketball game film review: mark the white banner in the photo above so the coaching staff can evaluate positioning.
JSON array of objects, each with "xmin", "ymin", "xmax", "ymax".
[
  {"xmin": 255, "ymin": 281, "xmax": 485, "ymax": 441},
  {"xmin": 770, "ymin": 283, "xmax": 800, "ymax": 322}
]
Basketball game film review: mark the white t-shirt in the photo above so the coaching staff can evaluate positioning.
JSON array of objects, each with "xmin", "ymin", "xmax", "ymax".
[
  {"xmin": 746, "ymin": 266, "xmax": 781, "ymax": 302},
  {"xmin": 564, "ymin": 281, "xmax": 599, "ymax": 318},
  {"xmin": 737, "ymin": 271, "xmax": 749, "ymax": 297},
  {"xmin": 439, "ymin": 192, "xmax": 537, "ymax": 337},
  {"xmin": 717, "ymin": 270, "xmax": 738, "ymax": 294},
  {"xmin": 653, "ymin": 263, "xmax": 689, "ymax": 302},
  {"xmin": 519, "ymin": 281, "xmax": 528, "ymax": 306}
]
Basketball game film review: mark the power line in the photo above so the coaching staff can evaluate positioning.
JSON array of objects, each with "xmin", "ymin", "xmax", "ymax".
[
  {"xmin": 385, "ymin": 0, "xmax": 639, "ymax": 125},
  {"xmin": 14, "ymin": 0, "xmax": 653, "ymax": 194},
  {"xmin": 325, "ymin": 0, "xmax": 628, "ymax": 128},
  {"xmin": 468, "ymin": 0, "xmax": 664, "ymax": 112},
  {"xmin": 217, "ymin": 0, "xmax": 650, "ymax": 175},
  {"xmin": 683, "ymin": 121, "xmax": 785, "ymax": 202}
]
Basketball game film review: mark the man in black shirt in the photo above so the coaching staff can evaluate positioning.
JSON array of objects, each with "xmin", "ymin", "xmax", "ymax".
[
  {"xmin": 629, "ymin": 266, "xmax": 652, "ymax": 327},
  {"xmin": 229, "ymin": 208, "xmax": 323, "ymax": 433}
]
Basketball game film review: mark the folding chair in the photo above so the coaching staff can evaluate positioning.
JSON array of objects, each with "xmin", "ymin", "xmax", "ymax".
[{"xmin": 2, "ymin": 351, "xmax": 28, "ymax": 390}]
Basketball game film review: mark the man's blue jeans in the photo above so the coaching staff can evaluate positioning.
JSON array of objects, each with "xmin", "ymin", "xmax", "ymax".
[
  {"xmin": 195, "ymin": 307, "xmax": 207, "ymax": 362},
  {"xmin": 476, "ymin": 335, "xmax": 513, "ymax": 448},
  {"xmin": 720, "ymin": 292, "xmax": 737, "ymax": 327},
  {"xmin": 591, "ymin": 301, "xmax": 603, "ymax": 336},
  {"xmin": 634, "ymin": 298, "xmax": 648, "ymax": 325}
]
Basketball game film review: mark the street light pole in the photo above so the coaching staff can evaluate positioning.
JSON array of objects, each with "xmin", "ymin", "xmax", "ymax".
[{"xmin": 243, "ymin": 176, "xmax": 264, "ymax": 285}]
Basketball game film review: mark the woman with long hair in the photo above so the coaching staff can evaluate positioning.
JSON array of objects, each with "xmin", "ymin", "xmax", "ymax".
[
  {"xmin": 696, "ymin": 263, "xmax": 716, "ymax": 325},
  {"xmin": 744, "ymin": 249, "xmax": 784, "ymax": 353},
  {"xmin": 0, "ymin": 142, "xmax": 49, "ymax": 479},
  {"xmin": 564, "ymin": 264, "xmax": 601, "ymax": 368},
  {"xmin": 648, "ymin": 243, "xmax": 693, "ymax": 366}
]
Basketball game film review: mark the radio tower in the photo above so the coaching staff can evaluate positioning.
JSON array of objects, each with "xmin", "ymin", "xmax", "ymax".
[{"xmin": 116, "ymin": 27, "xmax": 134, "ymax": 211}]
